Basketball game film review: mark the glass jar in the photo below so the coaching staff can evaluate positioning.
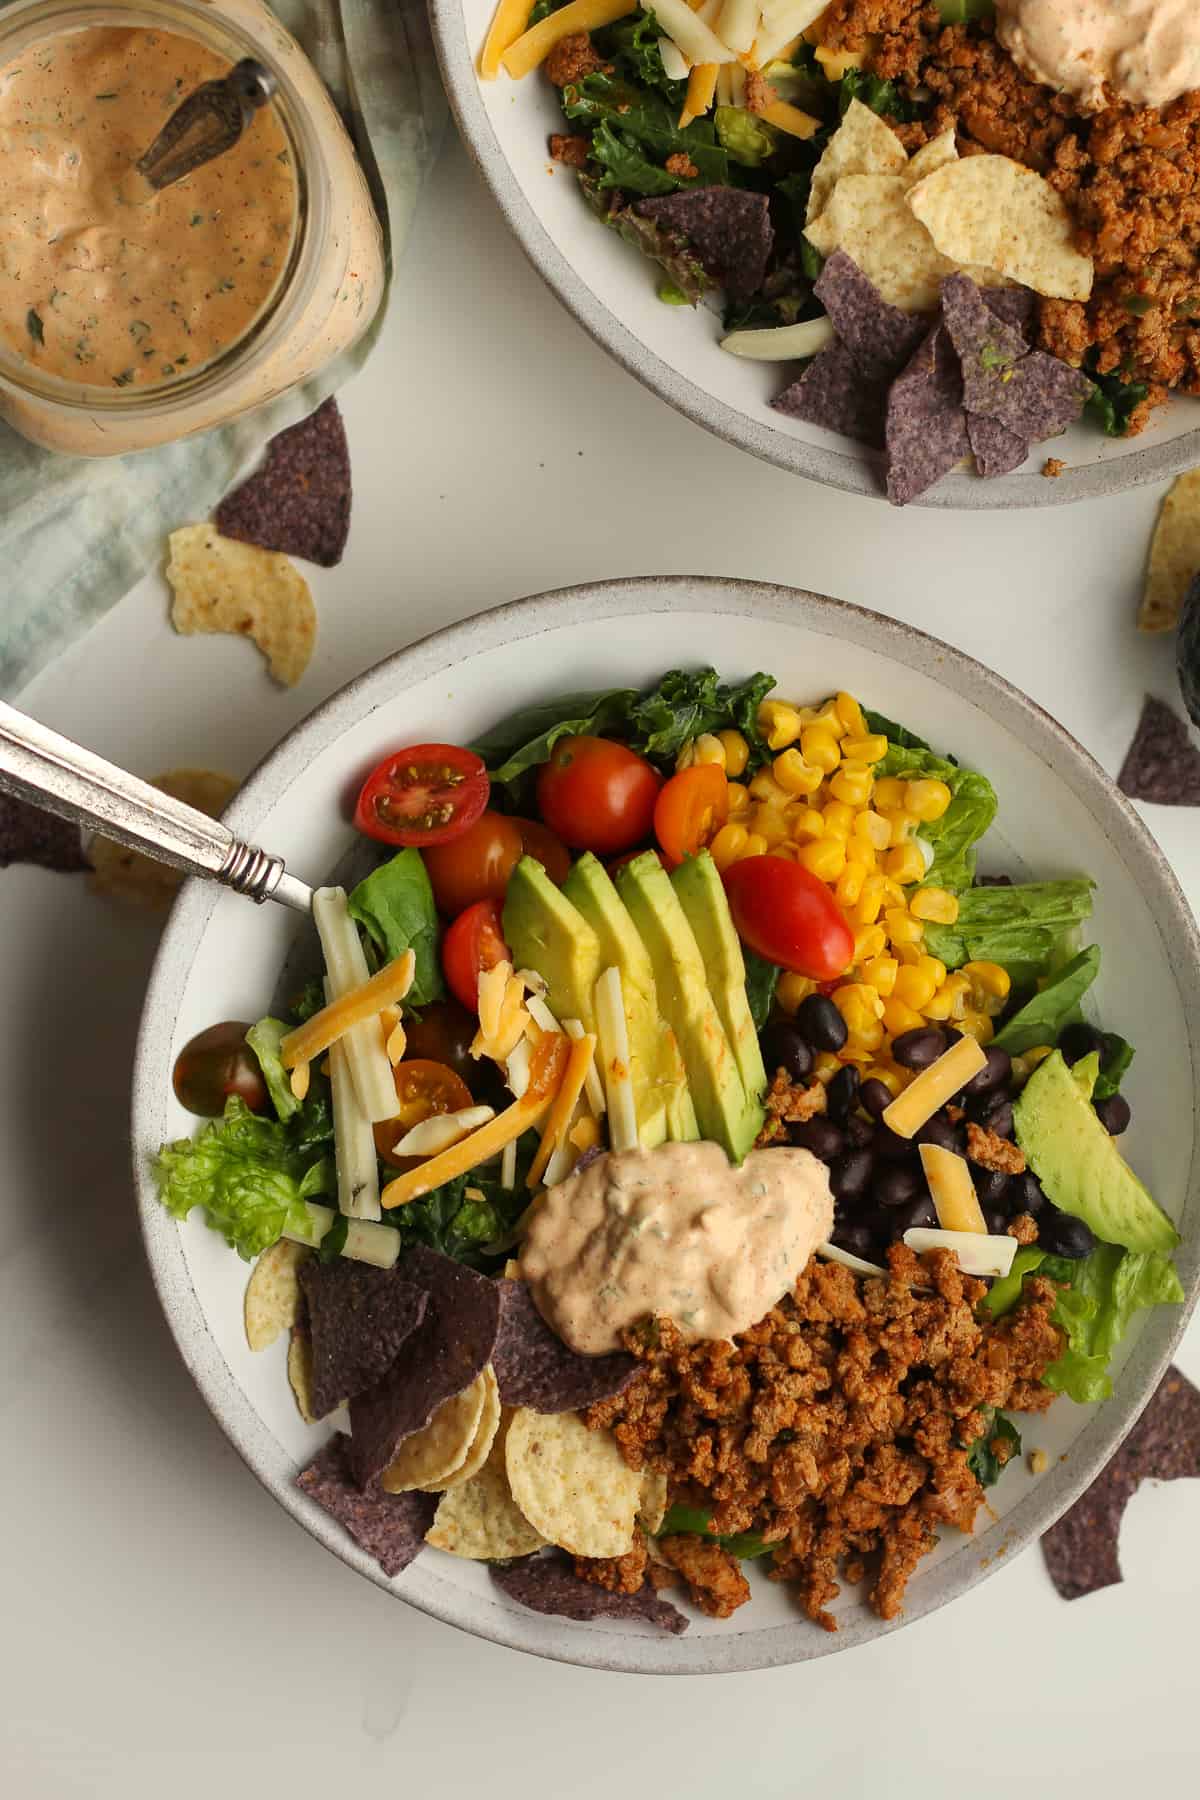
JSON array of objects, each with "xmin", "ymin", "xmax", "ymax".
[{"xmin": 0, "ymin": 0, "xmax": 385, "ymax": 455}]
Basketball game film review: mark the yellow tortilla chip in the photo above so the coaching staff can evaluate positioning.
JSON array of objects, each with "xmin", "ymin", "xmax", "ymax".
[
  {"xmin": 166, "ymin": 525, "xmax": 316, "ymax": 687},
  {"xmin": 805, "ymin": 97, "xmax": 906, "ymax": 226},
  {"xmin": 505, "ymin": 1407, "xmax": 641, "ymax": 1559},
  {"xmin": 243, "ymin": 1239, "xmax": 309, "ymax": 1351},
  {"xmin": 426, "ymin": 1412, "xmax": 547, "ymax": 1560},
  {"xmin": 805, "ymin": 173, "xmax": 954, "ymax": 312},
  {"xmin": 907, "ymin": 156, "xmax": 1093, "ymax": 301},
  {"xmin": 1140, "ymin": 470, "xmax": 1200, "ymax": 632},
  {"xmin": 638, "ymin": 1468, "xmax": 669, "ymax": 1536},
  {"xmin": 434, "ymin": 1366, "xmax": 501, "ymax": 1491},
  {"xmin": 904, "ymin": 129, "xmax": 957, "ymax": 186},
  {"xmin": 380, "ymin": 1370, "xmax": 488, "ymax": 1493},
  {"xmin": 287, "ymin": 1331, "xmax": 319, "ymax": 1425},
  {"xmin": 88, "ymin": 769, "xmax": 237, "ymax": 908}
]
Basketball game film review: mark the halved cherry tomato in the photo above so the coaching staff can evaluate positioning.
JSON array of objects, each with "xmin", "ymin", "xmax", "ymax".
[
  {"xmin": 536, "ymin": 736, "xmax": 662, "ymax": 856},
  {"xmin": 722, "ymin": 855, "xmax": 854, "ymax": 981},
  {"xmin": 422, "ymin": 810, "xmax": 522, "ymax": 916},
  {"xmin": 654, "ymin": 765, "xmax": 729, "ymax": 868},
  {"xmin": 372, "ymin": 1059, "xmax": 474, "ymax": 1168},
  {"xmin": 511, "ymin": 816, "xmax": 571, "ymax": 885},
  {"xmin": 353, "ymin": 743, "xmax": 489, "ymax": 848},
  {"xmin": 442, "ymin": 897, "xmax": 511, "ymax": 1012}
]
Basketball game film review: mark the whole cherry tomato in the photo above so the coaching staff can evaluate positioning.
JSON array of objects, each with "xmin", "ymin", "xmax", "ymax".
[
  {"xmin": 654, "ymin": 765, "xmax": 729, "ymax": 867},
  {"xmin": 536, "ymin": 736, "xmax": 662, "ymax": 855},
  {"xmin": 442, "ymin": 898, "xmax": 512, "ymax": 1012},
  {"xmin": 510, "ymin": 816, "xmax": 571, "ymax": 885},
  {"xmin": 422, "ymin": 810, "xmax": 523, "ymax": 915},
  {"xmin": 372, "ymin": 1059, "xmax": 475, "ymax": 1167},
  {"xmin": 353, "ymin": 743, "xmax": 489, "ymax": 848},
  {"xmin": 173, "ymin": 1021, "xmax": 268, "ymax": 1117},
  {"xmin": 722, "ymin": 856, "xmax": 854, "ymax": 980}
]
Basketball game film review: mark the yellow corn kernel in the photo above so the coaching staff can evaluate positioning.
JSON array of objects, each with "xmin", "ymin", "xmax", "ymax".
[
  {"xmin": 834, "ymin": 691, "xmax": 866, "ymax": 737},
  {"xmin": 851, "ymin": 923, "xmax": 887, "ymax": 965},
  {"xmin": 881, "ymin": 808, "xmax": 921, "ymax": 849},
  {"xmin": 758, "ymin": 700, "xmax": 804, "ymax": 751},
  {"xmin": 863, "ymin": 1063, "xmax": 904, "ymax": 1098},
  {"xmin": 853, "ymin": 875, "xmax": 886, "ymax": 926},
  {"xmin": 836, "ymin": 860, "xmax": 868, "ymax": 908},
  {"xmin": 862, "ymin": 954, "xmax": 899, "ymax": 997},
  {"xmin": 882, "ymin": 996, "xmax": 926, "ymax": 1037},
  {"xmin": 748, "ymin": 768, "xmax": 792, "ymax": 806},
  {"xmin": 822, "ymin": 800, "xmax": 855, "ymax": 839},
  {"xmin": 909, "ymin": 886, "xmax": 959, "ymax": 924},
  {"xmin": 800, "ymin": 725, "xmax": 842, "ymax": 773},
  {"xmin": 812, "ymin": 1051, "xmax": 842, "ymax": 1085},
  {"xmin": 916, "ymin": 953, "xmax": 947, "ymax": 989},
  {"xmin": 840, "ymin": 1046, "xmax": 878, "ymax": 1071},
  {"xmin": 798, "ymin": 836, "xmax": 846, "ymax": 882},
  {"xmin": 873, "ymin": 776, "xmax": 905, "ymax": 811},
  {"xmin": 828, "ymin": 762, "xmax": 874, "ymax": 808},
  {"xmin": 847, "ymin": 1021, "xmax": 885, "ymax": 1055},
  {"xmin": 878, "ymin": 877, "xmax": 907, "ymax": 910},
  {"xmin": 939, "ymin": 972, "xmax": 972, "ymax": 1020},
  {"xmin": 854, "ymin": 809, "xmax": 892, "ymax": 852},
  {"xmin": 777, "ymin": 972, "xmax": 818, "ymax": 1014},
  {"xmin": 921, "ymin": 989, "xmax": 954, "ymax": 1021},
  {"xmin": 840, "ymin": 733, "xmax": 889, "ymax": 765},
  {"xmin": 798, "ymin": 698, "xmax": 846, "ymax": 734},
  {"xmin": 726, "ymin": 780, "xmax": 751, "ymax": 815},
  {"xmin": 885, "ymin": 842, "xmax": 926, "ymax": 886},
  {"xmin": 1011, "ymin": 1044, "xmax": 1054, "ymax": 1084},
  {"xmin": 904, "ymin": 777, "xmax": 952, "ymax": 822},
  {"xmin": 709, "ymin": 822, "xmax": 748, "ymax": 873},
  {"xmin": 740, "ymin": 832, "xmax": 769, "ymax": 860},
  {"xmin": 893, "ymin": 964, "xmax": 937, "ymax": 1011},
  {"xmin": 833, "ymin": 982, "xmax": 884, "ymax": 1031},
  {"xmin": 895, "ymin": 940, "xmax": 924, "ymax": 966},
  {"xmin": 718, "ymin": 730, "xmax": 750, "ymax": 777},
  {"xmin": 792, "ymin": 806, "xmax": 825, "ymax": 843},
  {"xmin": 771, "ymin": 840, "xmax": 800, "ymax": 862},
  {"xmin": 773, "ymin": 748, "xmax": 824, "ymax": 796},
  {"xmin": 962, "ymin": 960, "xmax": 1011, "ymax": 1001},
  {"xmin": 958, "ymin": 1010, "xmax": 995, "ymax": 1045},
  {"xmin": 693, "ymin": 732, "xmax": 726, "ymax": 767},
  {"xmin": 751, "ymin": 803, "xmax": 791, "ymax": 845},
  {"xmin": 884, "ymin": 907, "xmax": 925, "ymax": 947}
]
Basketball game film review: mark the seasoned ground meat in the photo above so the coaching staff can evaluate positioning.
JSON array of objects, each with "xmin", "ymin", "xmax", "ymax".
[
  {"xmin": 1042, "ymin": 456, "xmax": 1066, "ymax": 477},
  {"xmin": 1007, "ymin": 1211, "xmax": 1040, "ymax": 1246},
  {"xmin": 664, "ymin": 152, "xmax": 700, "ymax": 179},
  {"xmin": 575, "ymin": 1535, "xmax": 649, "ymax": 1595},
  {"xmin": 746, "ymin": 69, "xmax": 778, "ymax": 117},
  {"xmin": 817, "ymin": 3, "xmax": 1200, "ymax": 425},
  {"xmin": 550, "ymin": 133, "xmax": 591, "ymax": 168},
  {"xmin": 966, "ymin": 1122, "xmax": 1027, "ymax": 1174},
  {"xmin": 655, "ymin": 1534, "xmax": 752, "ymax": 1618},
  {"xmin": 544, "ymin": 32, "xmax": 603, "ymax": 89},
  {"xmin": 587, "ymin": 1246, "xmax": 1062, "ymax": 1629},
  {"xmin": 764, "ymin": 1071, "xmax": 828, "ymax": 1123}
]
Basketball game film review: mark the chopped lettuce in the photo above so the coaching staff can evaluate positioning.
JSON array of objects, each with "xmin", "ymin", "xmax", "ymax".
[
  {"xmin": 657, "ymin": 1504, "xmax": 774, "ymax": 1559},
  {"xmin": 837, "ymin": 66, "xmax": 921, "ymax": 123},
  {"xmin": 744, "ymin": 948, "xmax": 780, "ymax": 1031},
  {"xmin": 1085, "ymin": 364, "xmax": 1149, "ymax": 437},
  {"xmin": 580, "ymin": 177, "xmax": 710, "ymax": 304},
  {"xmin": 966, "ymin": 1408, "xmax": 1021, "ymax": 1486},
  {"xmin": 991, "ymin": 946, "xmax": 1100, "ymax": 1054},
  {"xmin": 245, "ymin": 1016, "xmax": 300, "ymax": 1122},
  {"xmin": 347, "ymin": 848, "xmax": 443, "ymax": 1007},
  {"xmin": 153, "ymin": 1096, "xmax": 333, "ymax": 1260},
  {"xmin": 922, "ymin": 880, "xmax": 1095, "ymax": 972},
  {"xmin": 389, "ymin": 1130, "xmax": 540, "ymax": 1270}
]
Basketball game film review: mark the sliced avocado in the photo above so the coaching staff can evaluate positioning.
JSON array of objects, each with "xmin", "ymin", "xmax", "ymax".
[
  {"xmin": 562, "ymin": 853, "xmax": 672, "ymax": 1147},
  {"xmin": 671, "ymin": 851, "xmax": 767, "ymax": 1107},
  {"xmin": 1013, "ymin": 1050, "xmax": 1179, "ymax": 1255},
  {"xmin": 502, "ymin": 855, "xmax": 601, "ymax": 1030},
  {"xmin": 662, "ymin": 1025, "xmax": 700, "ymax": 1141},
  {"xmin": 615, "ymin": 850, "xmax": 762, "ymax": 1160}
]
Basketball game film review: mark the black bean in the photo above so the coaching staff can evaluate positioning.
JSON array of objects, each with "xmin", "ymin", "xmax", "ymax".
[
  {"xmin": 1059, "ymin": 1021, "xmax": 1104, "ymax": 1066},
  {"xmin": 967, "ymin": 1091, "xmax": 1014, "ymax": 1139},
  {"xmin": 830, "ymin": 1147, "xmax": 874, "ymax": 1203},
  {"xmin": 1094, "ymin": 1093, "xmax": 1131, "ymax": 1136},
  {"xmin": 859, "ymin": 1077, "xmax": 894, "ymax": 1119},
  {"xmin": 759, "ymin": 1021, "xmax": 814, "ymax": 1084},
  {"xmin": 795, "ymin": 993, "xmax": 848, "ymax": 1052},
  {"xmin": 961, "ymin": 1046, "xmax": 1012, "ymax": 1098},
  {"xmin": 983, "ymin": 1208, "xmax": 1009, "ymax": 1236},
  {"xmin": 830, "ymin": 1222, "xmax": 877, "ymax": 1260},
  {"xmin": 915, "ymin": 1111, "xmax": 964, "ymax": 1154},
  {"xmin": 892, "ymin": 1025, "xmax": 949, "ymax": 1070},
  {"xmin": 873, "ymin": 1124, "xmax": 918, "ymax": 1162},
  {"xmin": 790, "ymin": 1118, "xmax": 844, "ymax": 1161},
  {"xmin": 873, "ymin": 1163, "xmax": 923, "ymax": 1209},
  {"xmin": 1009, "ymin": 1171, "xmax": 1046, "ymax": 1217},
  {"xmin": 826, "ymin": 1064, "xmax": 861, "ymax": 1122},
  {"xmin": 971, "ymin": 1166, "xmax": 1010, "ymax": 1207},
  {"xmin": 889, "ymin": 1194, "xmax": 937, "ymax": 1237},
  {"xmin": 845, "ymin": 1114, "xmax": 875, "ymax": 1149},
  {"xmin": 942, "ymin": 1025, "xmax": 964, "ymax": 1045},
  {"xmin": 1038, "ymin": 1208, "xmax": 1096, "ymax": 1260}
]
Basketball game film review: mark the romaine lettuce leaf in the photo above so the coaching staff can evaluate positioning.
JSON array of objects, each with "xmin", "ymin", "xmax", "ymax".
[
  {"xmin": 1093, "ymin": 1033, "xmax": 1135, "ymax": 1100},
  {"xmin": 245, "ymin": 1016, "xmax": 300, "ymax": 1122},
  {"xmin": 922, "ymin": 880, "xmax": 1095, "ymax": 971},
  {"xmin": 990, "ymin": 946, "xmax": 1100, "ymax": 1054},
  {"xmin": 153, "ymin": 1096, "xmax": 333, "ymax": 1260},
  {"xmin": 657, "ymin": 1504, "xmax": 774, "ymax": 1558},
  {"xmin": 875, "ymin": 735, "xmax": 997, "ymax": 891},
  {"xmin": 348, "ymin": 848, "xmax": 443, "ymax": 1007},
  {"xmin": 744, "ymin": 948, "xmax": 780, "ymax": 1031}
]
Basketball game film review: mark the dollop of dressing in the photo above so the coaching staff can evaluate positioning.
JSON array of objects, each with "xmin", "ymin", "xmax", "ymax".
[
  {"xmin": 519, "ymin": 1141, "xmax": 835, "ymax": 1355},
  {"xmin": 0, "ymin": 26, "xmax": 298, "ymax": 389},
  {"xmin": 995, "ymin": 0, "xmax": 1200, "ymax": 112}
]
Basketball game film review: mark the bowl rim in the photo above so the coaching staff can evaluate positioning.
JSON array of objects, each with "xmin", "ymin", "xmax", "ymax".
[
  {"xmin": 427, "ymin": 0, "xmax": 1200, "ymax": 511},
  {"xmin": 132, "ymin": 576, "xmax": 1200, "ymax": 1674}
]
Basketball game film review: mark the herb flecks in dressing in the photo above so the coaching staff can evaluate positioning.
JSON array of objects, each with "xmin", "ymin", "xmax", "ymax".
[
  {"xmin": 520, "ymin": 1142, "xmax": 835, "ymax": 1355},
  {"xmin": 0, "ymin": 26, "xmax": 297, "ymax": 389},
  {"xmin": 995, "ymin": 0, "xmax": 1200, "ymax": 112}
]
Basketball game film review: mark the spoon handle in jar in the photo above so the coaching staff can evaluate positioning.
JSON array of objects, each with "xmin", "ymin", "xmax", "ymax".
[{"xmin": 0, "ymin": 701, "xmax": 312, "ymax": 912}]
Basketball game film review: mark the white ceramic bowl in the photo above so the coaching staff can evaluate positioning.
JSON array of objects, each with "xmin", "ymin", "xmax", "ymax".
[
  {"xmin": 133, "ymin": 579, "xmax": 1200, "ymax": 1673},
  {"xmin": 430, "ymin": 0, "xmax": 1200, "ymax": 509}
]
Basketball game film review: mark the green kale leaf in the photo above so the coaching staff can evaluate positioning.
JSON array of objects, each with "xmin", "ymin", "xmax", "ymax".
[{"xmin": 966, "ymin": 1408, "xmax": 1021, "ymax": 1486}]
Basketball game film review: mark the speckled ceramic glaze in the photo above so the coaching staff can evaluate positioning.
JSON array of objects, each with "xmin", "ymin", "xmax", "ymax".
[
  {"xmin": 133, "ymin": 579, "xmax": 1200, "ymax": 1672},
  {"xmin": 429, "ymin": 0, "xmax": 1200, "ymax": 509}
]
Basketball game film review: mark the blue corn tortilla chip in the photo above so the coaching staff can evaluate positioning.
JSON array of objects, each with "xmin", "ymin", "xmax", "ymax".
[
  {"xmin": 492, "ymin": 1279, "xmax": 638, "ymax": 1413},
  {"xmin": 215, "ymin": 398, "xmax": 351, "ymax": 567},
  {"xmin": 967, "ymin": 412, "xmax": 1029, "ymax": 479},
  {"xmin": 491, "ymin": 1552, "xmax": 689, "ymax": 1634},
  {"xmin": 346, "ymin": 1246, "xmax": 501, "ymax": 1488},
  {"xmin": 298, "ymin": 1436, "xmax": 436, "ymax": 1578},
  {"xmin": 773, "ymin": 340, "xmax": 889, "ymax": 449},
  {"xmin": 885, "ymin": 325, "xmax": 970, "ymax": 506},
  {"xmin": 814, "ymin": 251, "xmax": 927, "ymax": 382},
  {"xmin": 1041, "ymin": 1365, "xmax": 1200, "ymax": 1600},
  {"xmin": 1116, "ymin": 695, "xmax": 1200, "ymax": 805},
  {"xmin": 941, "ymin": 274, "xmax": 1092, "ymax": 441},
  {"xmin": 634, "ymin": 189, "xmax": 772, "ymax": 304},
  {"xmin": 298, "ymin": 1260, "xmax": 428, "ymax": 1422},
  {"xmin": 983, "ymin": 286, "xmax": 1036, "ymax": 338},
  {"xmin": 0, "ymin": 792, "xmax": 87, "ymax": 872}
]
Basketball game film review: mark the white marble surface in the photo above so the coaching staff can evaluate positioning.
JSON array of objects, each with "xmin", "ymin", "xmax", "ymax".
[{"xmin": 1, "ymin": 137, "xmax": 1197, "ymax": 1796}]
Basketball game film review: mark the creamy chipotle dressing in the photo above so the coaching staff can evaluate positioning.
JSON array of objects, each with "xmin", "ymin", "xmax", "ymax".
[
  {"xmin": 0, "ymin": 25, "xmax": 298, "ymax": 388},
  {"xmin": 520, "ymin": 1142, "xmax": 835, "ymax": 1356},
  {"xmin": 995, "ymin": 0, "xmax": 1200, "ymax": 111}
]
